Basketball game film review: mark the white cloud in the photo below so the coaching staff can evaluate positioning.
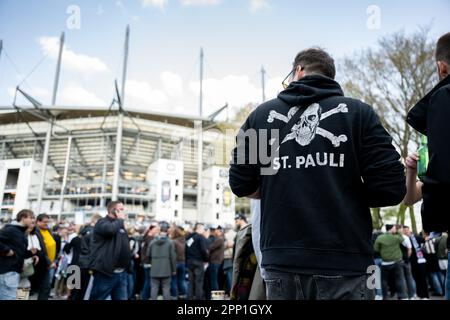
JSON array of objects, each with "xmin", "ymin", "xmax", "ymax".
[
  {"xmin": 180, "ymin": 0, "xmax": 221, "ymax": 6},
  {"xmin": 38, "ymin": 37, "xmax": 108, "ymax": 75},
  {"xmin": 126, "ymin": 79, "xmax": 169, "ymax": 106},
  {"xmin": 140, "ymin": 0, "xmax": 167, "ymax": 10},
  {"xmin": 250, "ymin": 0, "xmax": 270, "ymax": 13},
  {"xmin": 160, "ymin": 71, "xmax": 183, "ymax": 97},
  {"xmin": 189, "ymin": 74, "xmax": 283, "ymax": 114},
  {"xmin": 59, "ymin": 85, "xmax": 106, "ymax": 106}
]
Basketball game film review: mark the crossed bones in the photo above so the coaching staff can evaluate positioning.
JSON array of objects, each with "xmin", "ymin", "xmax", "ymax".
[{"xmin": 267, "ymin": 103, "xmax": 349, "ymax": 147}]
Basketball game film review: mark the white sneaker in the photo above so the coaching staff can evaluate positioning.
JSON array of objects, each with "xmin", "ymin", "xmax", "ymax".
[{"xmin": 375, "ymin": 295, "xmax": 383, "ymax": 300}]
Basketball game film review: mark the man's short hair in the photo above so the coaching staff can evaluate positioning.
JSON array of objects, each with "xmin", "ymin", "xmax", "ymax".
[
  {"xmin": 36, "ymin": 213, "xmax": 50, "ymax": 222},
  {"xmin": 16, "ymin": 209, "xmax": 34, "ymax": 222},
  {"xmin": 436, "ymin": 32, "xmax": 450, "ymax": 65},
  {"xmin": 107, "ymin": 201, "xmax": 122, "ymax": 214},
  {"xmin": 234, "ymin": 214, "xmax": 247, "ymax": 223},
  {"xmin": 293, "ymin": 47, "xmax": 336, "ymax": 79}
]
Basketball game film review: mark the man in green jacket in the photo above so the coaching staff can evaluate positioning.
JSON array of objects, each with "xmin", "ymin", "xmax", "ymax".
[{"xmin": 374, "ymin": 224, "xmax": 408, "ymax": 300}]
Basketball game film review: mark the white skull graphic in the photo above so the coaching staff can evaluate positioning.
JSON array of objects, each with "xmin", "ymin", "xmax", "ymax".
[{"xmin": 292, "ymin": 103, "xmax": 322, "ymax": 146}]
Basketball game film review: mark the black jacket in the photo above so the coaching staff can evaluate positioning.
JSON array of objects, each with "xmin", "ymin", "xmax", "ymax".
[
  {"xmin": 185, "ymin": 232, "xmax": 209, "ymax": 265},
  {"xmin": 407, "ymin": 75, "xmax": 450, "ymax": 234},
  {"xmin": 63, "ymin": 235, "xmax": 82, "ymax": 267},
  {"xmin": 0, "ymin": 222, "xmax": 30, "ymax": 274},
  {"xmin": 89, "ymin": 216, "xmax": 131, "ymax": 276},
  {"xmin": 229, "ymin": 75, "xmax": 406, "ymax": 274},
  {"xmin": 78, "ymin": 225, "xmax": 94, "ymax": 269}
]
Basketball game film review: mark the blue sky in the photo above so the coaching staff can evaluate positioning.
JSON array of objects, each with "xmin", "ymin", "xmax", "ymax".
[{"xmin": 0, "ymin": 0, "xmax": 449, "ymax": 118}]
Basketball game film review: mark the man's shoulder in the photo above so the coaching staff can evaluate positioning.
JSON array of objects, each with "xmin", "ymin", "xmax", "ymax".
[{"xmin": 430, "ymin": 83, "xmax": 450, "ymax": 105}]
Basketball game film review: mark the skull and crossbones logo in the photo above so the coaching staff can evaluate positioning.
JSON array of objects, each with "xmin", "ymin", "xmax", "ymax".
[{"xmin": 267, "ymin": 103, "xmax": 348, "ymax": 147}]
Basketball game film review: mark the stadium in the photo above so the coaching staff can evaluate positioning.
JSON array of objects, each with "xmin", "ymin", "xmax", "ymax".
[{"xmin": 0, "ymin": 30, "xmax": 248, "ymax": 227}]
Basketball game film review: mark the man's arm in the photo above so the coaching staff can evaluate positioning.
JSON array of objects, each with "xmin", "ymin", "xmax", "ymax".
[
  {"xmin": 404, "ymin": 152, "xmax": 423, "ymax": 206},
  {"xmin": 229, "ymin": 115, "xmax": 261, "ymax": 198},
  {"xmin": 200, "ymin": 236, "xmax": 209, "ymax": 262},
  {"xmin": 359, "ymin": 105, "xmax": 406, "ymax": 207},
  {"xmin": 0, "ymin": 230, "xmax": 12, "ymax": 255},
  {"xmin": 94, "ymin": 218, "xmax": 123, "ymax": 238}
]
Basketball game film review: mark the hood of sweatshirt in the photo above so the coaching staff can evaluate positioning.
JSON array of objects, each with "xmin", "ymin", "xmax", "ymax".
[
  {"xmin": 278, "ymin": 74, "xmax": 344, "ymax": 107},
  {"xmin": 407, "ymin": 75, "xmax": 450, "ymax": 135},
  {"xmin": 155, "ymin": 234, "xmax": 169, "ymax": 245}
]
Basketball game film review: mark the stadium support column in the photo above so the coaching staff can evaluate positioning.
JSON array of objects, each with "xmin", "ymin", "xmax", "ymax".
[
  {"xmin": 100, "ymin": 136, "xmax": 107, "ymax": 208},
  {"xmin": 112, "ymin": 112, "xmax": 123, "ymax": 201},
  {"xmin": 58, "ymin": 136, "xmax": 72, "ymax": 220},
  {"xmin": 261, "ymin": 65, "xmax": 266, "ymax": 103},
  {"xmin": 37, "ymin": 123, "xmax": 52, "ymax": 214},
  {"xmin": 196, "ymin": 120, "xmax": 203, "ymax": 221},
  {"xmin": 196, "ymin": 47, "xmax": 204, "ymax": 221}
]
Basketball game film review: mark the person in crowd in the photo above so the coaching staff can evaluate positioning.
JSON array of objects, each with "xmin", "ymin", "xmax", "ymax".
[
  {"xmin": 186, "ymin": 223, "xmax": 209, "ymax": 300},
  {"xmin": 404, "ymin": 227, "xmax": 430, "ymax": 299},
  {"xmin": 72, "ymin": 213, "xmax": 101, "ymax": 301},
  {"xmin": 398, "ymin": 225, "xmax": 418, "ymax": 299},
  {"xmin": 32, "ymin": 213, "xmax": 58, "ymax": 300},
  {"xmin": 374, "ymin": 224, "xmax": 408, "ymax": 300},
  {"xmin": 140, "ymin": 222, "xmax": 159, "ymax": 300},
  {"xmin": 0, "ymin": 209, "xmax": 37, "ymax": 300},
  {"xmin": 170, "ymin": 225, "xmax": 187, "ymax": 300},
  {"xmin": 223, "ymin": 227, "xmax": 236, "ymax": 296},
  {"xmin": 148, "ymin": 221, "xmax": 176, "ymax": 300},
  {"xmin": 127, "ymin": 226, "xmax": 140, "ymax": 300},
  {"xmin": 230, "ymin": 48, "xmax": 405, "ymax": 300},
  {"xmin": 208, "ymin": 225, "xmax": 225, "ymax": 297},
  {"xmin": 89, "ymin": 201, "xmax": 131, "ymax": 300},
  {"xmin": 423, "ymin": 233, "xmax": 445, "ymax": 296}
]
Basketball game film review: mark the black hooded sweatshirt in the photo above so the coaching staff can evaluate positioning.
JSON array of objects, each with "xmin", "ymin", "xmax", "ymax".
[
  {"xmin": 89, "ymin": 216, "xmax": 131, "ymax": 277},
  {"xmin": 407, "ymin": 75, "xmax": 450, "ymax": 239},
  {"xmin": 229, "ymin": 75, "xmax": 406, "ymax": 274}
]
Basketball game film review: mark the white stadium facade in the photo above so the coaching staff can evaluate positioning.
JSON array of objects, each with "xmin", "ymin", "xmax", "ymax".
[{"xmin": 0, "ymin": 104, "xmax": 247, "ymax": 226}]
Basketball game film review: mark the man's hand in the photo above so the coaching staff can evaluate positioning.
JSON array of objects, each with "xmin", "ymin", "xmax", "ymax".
[
  {"xmin": 6, "ymin": 249, "xmax": 15, "ymax": 257},
  {"xmin": 117, "ymin": 212, "xmax": 126, "ymax": 220},
  {"xmin": 405, "ymin": 152, "xmax": 419, "ymax": 171},
  {"xmin": 247, "ymin": 188, "xmax": 261, "ymax": 199},
  {"xmin": 49, "ymin": 262, "xmax": 57, "ymax": 270},
  {"xmin": 32, "ymin": 255, "xmax": 39, "ymax": 265}
]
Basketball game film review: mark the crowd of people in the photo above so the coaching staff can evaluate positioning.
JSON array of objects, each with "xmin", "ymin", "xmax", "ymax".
[
  {"xmin": 0, "ymin": 202, "xmax": 249, "ymax": 300},
  {"xmin": 373, "ymin": 224, "xmax": 448, "ymax": 300}
]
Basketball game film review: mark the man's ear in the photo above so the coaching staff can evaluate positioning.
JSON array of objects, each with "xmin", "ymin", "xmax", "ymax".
[{"xmin": 437, "ymin": 61, "xmax": 449, "ymax": 79}]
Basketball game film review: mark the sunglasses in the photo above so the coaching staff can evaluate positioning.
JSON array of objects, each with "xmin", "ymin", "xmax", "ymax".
[{"xmin": 282, "ymin": 65, "xmax": 304, "ymax": 89}]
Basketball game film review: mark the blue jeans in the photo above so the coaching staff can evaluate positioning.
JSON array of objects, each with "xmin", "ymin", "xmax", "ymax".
[
  {"xmin": 428, "ymin": 271, "xmax": 444, "ymax": 296},
  {"xmin": 0, "ymin": 271, "xmax": 20, "ymax": 300},
  {"xmin": 209, "ymin": 263, "xmax": 221, "ymax": 292},
  {"xmin": 90, "ymin": 271, "xmax": 128, "ymax": 300},
  {"xmin": 374, "ymin": 258, "xmax": 382, "ymax": 297},
  {"xmin": 170, "ymin": 262, "xmax": 187, "ymax": 298},
  {"xmin": 141, "ymin": 267, "xmax": 151, "ymax": 300},
  {"xmin": 446, "ymin": 252, "xmax": 450, "ymax": 300}
]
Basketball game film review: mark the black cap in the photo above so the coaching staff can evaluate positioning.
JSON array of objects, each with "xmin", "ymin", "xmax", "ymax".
[
  {"xmin": 234, "ymin": 214, "xmax": 247, "ymax": 223},
  {"xmin": 385, "ymin": 224, "xmax": 394, "ymax": 232}
]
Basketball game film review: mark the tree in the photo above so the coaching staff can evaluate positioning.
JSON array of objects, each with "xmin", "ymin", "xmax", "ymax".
[{"xmin": 341, "ymin": 28, "xmax": 438, "ymax": 231}]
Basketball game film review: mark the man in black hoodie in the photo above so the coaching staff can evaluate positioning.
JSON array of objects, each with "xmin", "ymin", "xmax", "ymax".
[
  {"xmin": 406, "ymin": 32, "xmax": 450, "ymax": 300},
  {"xmin": 186, "ymin": 223, "xmax": 209, "ymax": 300},
  {"xmin": 89, "ymin": 201, "xmax": 131, "ymax": 300},
  {"xmin": 229, "ymin": 48, "xmax": 406, "ymax": 300},
  {"xmin": 0, "ymin": 209, "xmax": 37, "ymax": 300}
]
